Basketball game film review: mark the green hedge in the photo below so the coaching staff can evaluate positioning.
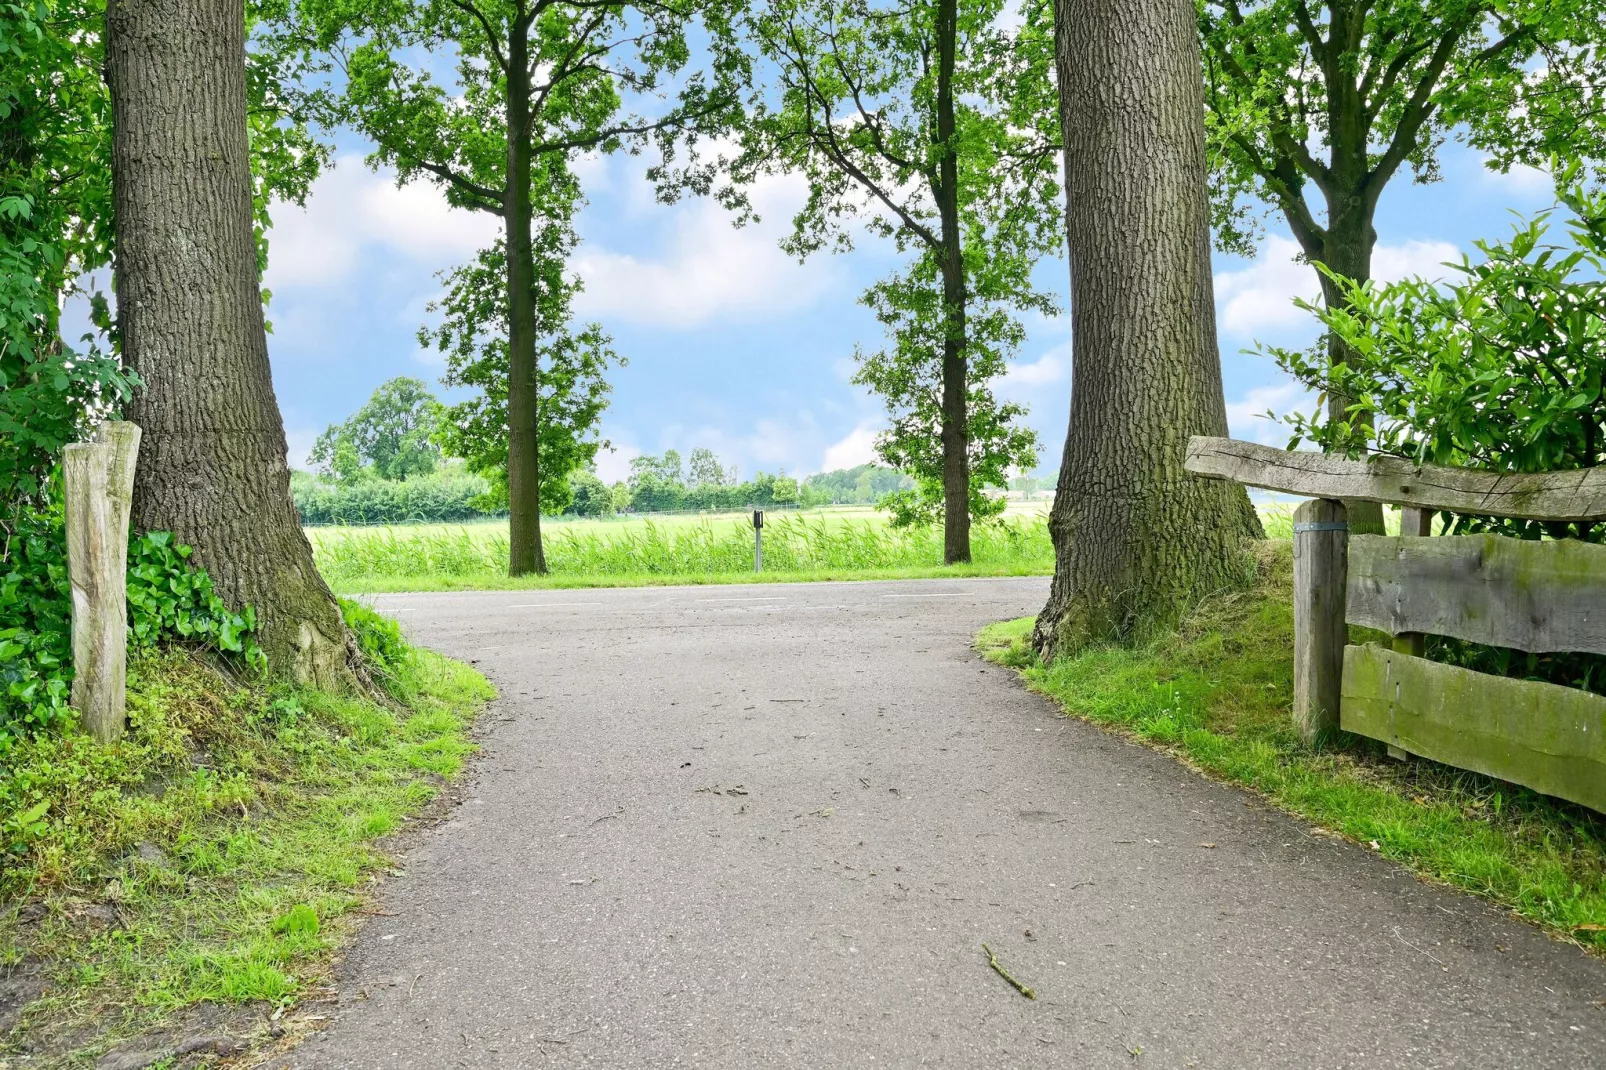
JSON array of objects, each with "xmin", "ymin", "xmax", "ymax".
[{"xmin": 292, "ymin": 470, "xmax": 500, "ymax": 526}]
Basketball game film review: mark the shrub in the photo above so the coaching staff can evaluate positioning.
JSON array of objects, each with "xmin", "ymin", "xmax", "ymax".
[
  {"xmin": 1267, "ymin": 177, "xmax": 1606, "ymax": 693},
  {"xmin": 1269, "ymin": 177, "xmax": 1606, "ymax": 542},
  {"xmin": 565, "ymin": 470, "xmax": 614, "ymax": 516},
  {"xmin": 340, "ymin": 597, "xmax": 409, "ymax": 678},
  {"xmin": 0, "ymin": 508, "xmax": 264, "ymax": 752},
  {"xmin": 292, "ymin": 468, "xmax": 501, "ymax": 526}
]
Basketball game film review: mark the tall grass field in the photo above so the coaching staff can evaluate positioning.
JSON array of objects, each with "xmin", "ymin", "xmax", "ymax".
[
  {"xmin": 306, "ymin": 501, "xmax": 1335, "ymax": 593},
  {"xmin": 310, "ymin": 508, "xmax": 1056, "ymax": 591}
]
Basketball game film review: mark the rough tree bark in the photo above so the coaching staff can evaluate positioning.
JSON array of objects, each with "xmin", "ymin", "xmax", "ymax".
[
  {"xmin": 1032, "ymin": 0, "xmax": 1262, "ymax": 658},
  {"xmin": 106, "ymin": 0, "xmax": 355, "ymax": 686},
  {"xmin": 504, "ymin": 33, "xmax": 545, "ymax": 576},
  {"xmin": 934, "ymin": 0, "xmax": 971, "ymax": 566}
]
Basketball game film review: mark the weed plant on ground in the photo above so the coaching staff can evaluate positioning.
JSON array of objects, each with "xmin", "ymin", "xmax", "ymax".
[
  {"xmin": 0, "ymin": 620, "xmax": 492, "ymax": 1064},
  {"xmin": 977, "ymin": 541, "xmax": 1606, "ymax": 950}
]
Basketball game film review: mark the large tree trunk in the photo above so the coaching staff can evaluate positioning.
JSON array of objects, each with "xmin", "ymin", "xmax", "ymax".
[
  {"xmin": 934, "ymin": 0, "xmax": 971, "ymax": 565},
  {"xmin": 106, "ymin": 0, "xmax": 354, "ymax": 687},
  {"xmin": 504, "ymin": 39, "xmax": 545, "ymax": 576},
  {"xmin": 1033, "ymin": 0, "xmax": 1262, "ymax": 658}
]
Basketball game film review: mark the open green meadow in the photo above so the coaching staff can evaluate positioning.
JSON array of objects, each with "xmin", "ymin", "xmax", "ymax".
[
  {"xmin": 306, "ymin": 500, "xmax": 1323, "ymax": 593},
  {"xmin": 309, "ymin": 504, "xmax": 1055, "ymax": 591}
]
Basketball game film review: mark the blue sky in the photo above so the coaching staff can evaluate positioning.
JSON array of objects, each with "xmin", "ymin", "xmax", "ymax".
[{"xmin": 261, "ymin": 131, "xmax": 1558, "ymax": 483}]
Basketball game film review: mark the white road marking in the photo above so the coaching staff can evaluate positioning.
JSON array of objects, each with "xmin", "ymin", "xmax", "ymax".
[
  {"xmin": 882, "ymin": 593, "xmax": 966, "ymax": 598},
  {"xmin": 696, "ymin": 596, "xmax": 789, "ymax": 602},
  {"xmin": 505, "ymin": 602, "xmax": 605, "ymax": 608}
]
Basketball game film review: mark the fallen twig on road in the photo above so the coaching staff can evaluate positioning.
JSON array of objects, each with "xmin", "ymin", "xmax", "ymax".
[{"xmin": 982, "ymin": 943, "xmax": 1036, "ymax": 1000}]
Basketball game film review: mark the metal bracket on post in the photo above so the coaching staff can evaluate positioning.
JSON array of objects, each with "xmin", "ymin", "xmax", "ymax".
[{"xmin": 752, "ymin": 509, "xmax": 764, "ymax": 572}]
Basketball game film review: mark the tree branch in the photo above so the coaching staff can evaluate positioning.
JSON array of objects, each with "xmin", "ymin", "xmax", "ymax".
[
  {"xmin": 1364, "ymin": 23, "xmax": 1468, "ymax": 204},
  {"xmin": 413, "ymin": 158, "xmax": 507, "ymax": 214},
  {"xmin": 444, "ymin": 0, "xmax": 509, "ymax": 74},
  {"xmin": 777, "ymin": 19, "xmax": 941, "ymax": 250}
]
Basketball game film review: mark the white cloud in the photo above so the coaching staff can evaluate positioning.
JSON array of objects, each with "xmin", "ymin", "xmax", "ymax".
[
  {"xmin": 1466, "ymin": 150, "xmax": 1553, "ymax": 199},
  {"xmin": 1482, "ymin": 162, "xmax": 1552, "ymax": 197},
  {"xmin": 1224, "ymin": 381, "xmax": 1316, "ymax": 445},
  {"xmin": 572, "ymin": 172, "xmax": 838, "ymax": 329},
  {"xmin": 593, "ymin": 437, "xmax": 641, "ymax": 483},
  {"xmin": 822, "ymin": 425, "xmax": 880, "ymax": 470},
  {"xmin": 265, "ymin": 157, "xmax": 500, "ymax": 290},
  {"xmin": 1000, "ymin": 346, "xmax": 1069, "ymax": 390},
  {"xmin": 1215, "ymin": 235, "xmax": 1461, "ymax": 337},
  {"xmin": 1371, "ymin": 240, "xmax": 1463, "ymax": 283}
]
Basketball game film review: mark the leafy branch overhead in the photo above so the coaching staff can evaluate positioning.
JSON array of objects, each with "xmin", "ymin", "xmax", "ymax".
[
  {"xmin": 1199, "ymin": 0, "xmax": 1606, "ymax": 261},
  {"xmin": 282, "ymin": 0, "xmax": 753, "ymax": 219}
]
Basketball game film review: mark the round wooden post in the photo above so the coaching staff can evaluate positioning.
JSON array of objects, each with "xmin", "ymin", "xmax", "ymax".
[
  {"xmin": 64, "ymin": 422, "xmax": 142, "ymax": 743},
  {"xmin": 1293, "ymin": 497, "xmax": 1348, "ymax": 744}
]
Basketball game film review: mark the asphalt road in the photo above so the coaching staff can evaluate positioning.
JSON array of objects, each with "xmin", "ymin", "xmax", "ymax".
[{"xmin": 291, "ymin": 577, "xmax": 1606, "ymax": 1069}]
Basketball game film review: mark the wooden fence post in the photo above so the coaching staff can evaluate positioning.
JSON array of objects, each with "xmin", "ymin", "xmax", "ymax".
[
  {"xmin": 1293, "ymin": 497, "xmax": 1348, "ymax": 744},
  {"xmin": 1399, "ymin": 505, "xmax": 1432, "ymax": 538},
  {"xmin": 64, "ymin": 421, "xmax": 142, "ymax": 744}
]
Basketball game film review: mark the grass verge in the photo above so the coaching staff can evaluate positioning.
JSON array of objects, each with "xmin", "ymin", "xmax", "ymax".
[
  {"xmin": 0, "ymin": 629, "xmax": 493, "ymax": 1066},
  {"xmin": 976, "ymin": 541, "xmax": 1606, "ymax": 950}
]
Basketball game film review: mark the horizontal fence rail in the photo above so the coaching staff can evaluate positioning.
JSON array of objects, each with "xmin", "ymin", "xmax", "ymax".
[
  {"xmin": 1349, "ymin": 534, "xmax": 1606, "ymax": 655},
  {"xmin": 1185, "ymin": 434, "xmax": 1606, "ymax": 813},
  {"xmin": 1186, "ymin": 436, "xmax": 1606, "ymax": 522},
  {"xmin": 1342, "ymin": 644, "xmax": 1606, "ymax": 813}
]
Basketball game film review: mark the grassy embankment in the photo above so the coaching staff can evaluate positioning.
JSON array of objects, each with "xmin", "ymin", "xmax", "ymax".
[
  {"xmin": 0, "ymin": 615, "xmax": 493, "ymax": 1065},
  {"xmin": 977, "ymin": 540, "xmax": 1606, "ymax": 949},
  {"xmin": 309, "ymin": 504, "xmax": 1060, "ymax": 593}
]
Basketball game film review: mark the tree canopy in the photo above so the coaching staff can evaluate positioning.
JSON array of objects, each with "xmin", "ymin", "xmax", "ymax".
[
  {"xmin": 1200, "ymin": 0, "xmax": 1606, "ymax": 262},
  {"xmin": 311, "ymin": 376, "xmax": 446, "ymax": 481}
]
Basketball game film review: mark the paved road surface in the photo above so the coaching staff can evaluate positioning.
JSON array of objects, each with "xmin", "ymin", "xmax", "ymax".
[{"xmin": 291, "ymin": 578, "xmax": 1606, "ymax": 1069}]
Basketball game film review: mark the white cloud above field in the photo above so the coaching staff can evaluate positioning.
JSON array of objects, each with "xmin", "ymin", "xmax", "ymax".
[
  {"xmin": 1214, "ymin": 235, "xmax": 1461, "ymax": 337},
  {"xmin": 822, "ymin": 424, "xmax": 880, "ymax": 470},
  {"xmin": 999, "ymin": 345, "xmax": 1069, "ymax": 400},
  {"xmin": 593, "ymin": 436, "xmax": 642, "ymax": 483},
  {"xmin": 266, "ymin": 157, "xmax": 499, "ymax": 290},
  {"xmin": 571, "ymin": 171, "xmax": 837, "ymax": 329},
  {"xmin": 284, "ymin": 427, "xmax": 320, "ymax": 471}
]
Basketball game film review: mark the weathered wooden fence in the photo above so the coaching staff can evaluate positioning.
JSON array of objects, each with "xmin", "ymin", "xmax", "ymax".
[
  {"xmin": 64, "ymin": 421, "xmax": 141, "ymax": 743},
  {"xmin": 1185, "ymin": 436, "xmax": 1606, "ymax": 813}
]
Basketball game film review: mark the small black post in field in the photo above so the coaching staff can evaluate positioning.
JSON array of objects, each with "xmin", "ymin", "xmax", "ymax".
[{"xmin": 752, "ymin": 510, "xmax": 765, "ymax": 572}]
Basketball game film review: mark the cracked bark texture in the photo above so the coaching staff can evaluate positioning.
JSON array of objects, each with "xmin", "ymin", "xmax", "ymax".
[
  {"xmin": 106, "ymin": 0, "xmax": 353, "ymax": 686},
  {"xmin": 1033, "ymin": 0, "xmax": 1261, "ymax": 657}
]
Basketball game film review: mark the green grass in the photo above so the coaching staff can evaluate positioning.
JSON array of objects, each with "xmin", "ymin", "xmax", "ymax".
[
  {"xmin": 977, "ymin": 541, "xmax": 1606, "ymax": 950},
  {"xmin": 307, "ymin": 502, "xmax": 1353, "ymax": 594},
  {"xmin": 312, "ymin": 509, "xmax": 1056, "ymax": 592},
  {"xmin": 0, "ymin": 641, "xmax": 493, "ymax": 1063}
]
